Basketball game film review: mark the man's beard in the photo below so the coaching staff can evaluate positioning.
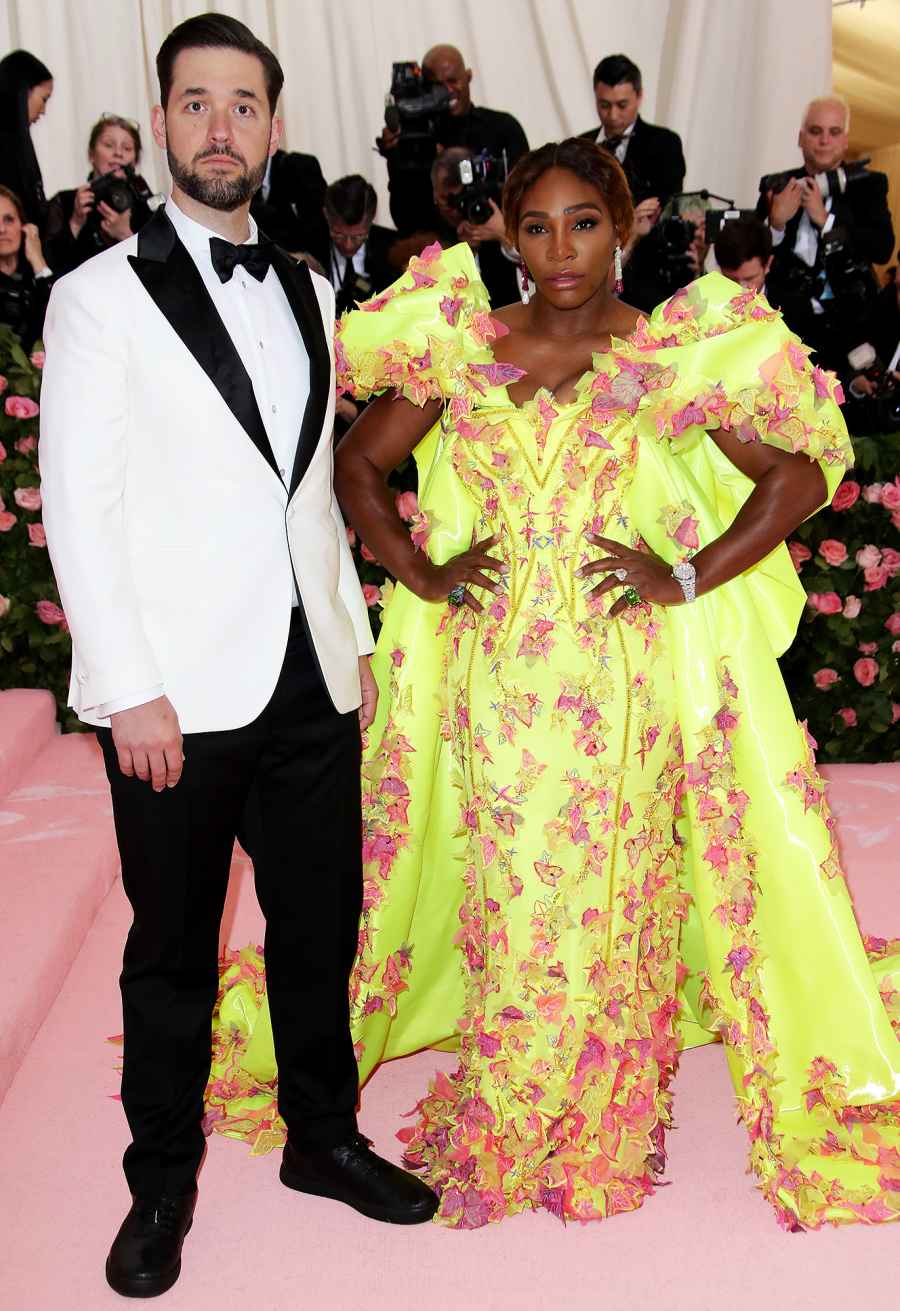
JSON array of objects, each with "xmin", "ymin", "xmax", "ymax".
[{"xmin": 167, "ymin": 144, "xmax": 268, "ymax": 212}]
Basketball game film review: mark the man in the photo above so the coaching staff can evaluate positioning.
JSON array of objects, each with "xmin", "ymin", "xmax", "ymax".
[
  {"xmin": 431, "ymin": 147, "xmax": 519, "ymax": 307},
  {"xmin": 755, "ymin": 96, "xmax": 894, "ymax": 370},
  {"xmin": 713, "ymin": 216, "xmax": 774, "ymax": 295},
  {"xmin": 318, "ymin": 174, "xmax": 396, "ymax": 317},
  {"xmin": 250, "ymin": 144, "xmax": 329, "ymax": 255},
  {"xmin": 378, "ymin": 43, "xmax": 528, "ymax": 237},
  {"xmin": 40, "ymin": 14, "xmax": 437, "ymax": 1300},
  {"xmin": 581, "ymin": 53, "xmax": 685, "ymax": 212}
]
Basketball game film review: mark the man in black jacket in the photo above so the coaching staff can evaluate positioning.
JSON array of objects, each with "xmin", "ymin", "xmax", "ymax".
[
  {"xmin": 755, "ymin": 96, "xmax": 894, "ymax": 371},
  {"xmin": 378, "ymin": 44, "xmax": 528, "ymax": 237},
  {"xmin": 250, "ymin": 147, "xmax": 330, "ymax": 256},
  {"xmin": 316, "ymin": 175, "xmax": 396, "ymax": 317},
  {"xmin": 581, "ymin": 54, "xmax": 685, "ymax": 210}
]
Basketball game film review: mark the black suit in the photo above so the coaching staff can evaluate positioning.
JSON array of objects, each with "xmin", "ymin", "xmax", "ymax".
[
  {"xmin": 99, "ymin": 209, "xmax": 363, "ymax": 1197},
  {"xmin": 251, "ymin": 149, "xmax": 330, "ymax": 257},
  {"xmin": 581, "ymin": 116, "xmax": 686, "ymax": 207},
  {"xmin": 322, "ymin": 223, "xmax": 397, "ymax": 316},
  {"xmin": 755, "ymin": 166, "xmax": 895, "ymax": 370}
]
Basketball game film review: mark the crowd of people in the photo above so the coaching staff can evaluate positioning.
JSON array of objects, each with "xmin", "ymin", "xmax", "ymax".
[{"xmin": 0, "ymin": 41, "xmax": 896, "ymax": 420}]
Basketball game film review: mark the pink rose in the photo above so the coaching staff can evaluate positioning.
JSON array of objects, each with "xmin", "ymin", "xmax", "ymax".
[
  {"xmin": 893, "ymin": 703, "xmax": 900, "ymax": 724},
  {"xmin": 4, "ymin": 395, "xmax": 39, "ymax": 420},
  {"xmin": 360, "ymin": 542, "xmax": 377, "ymax": 564},
  {"xmin": 0, "ymin": 442, "xmax": 6, "ymax": 462},
  {"xmin": 864, "ymin": 564, "xmax": 889, "ymax": 591},
  {"xmin": 885, "ymin": 613, "xmax": 900, "ymax": 636},
  {"xmin": 27, "ymin": 522, "xmax": 46, "ymax": 548},
  {"xmin": 843, "ymin": 595, "xmax": 861, "ymax": 619},
  {"xmin": 788, "ymin": 541, "xmax": 811, "ymax": 571},
  {"xmin": 0, "ymin": 594, "xmax": 9, "ymax": 619},
  {"xmin": 0, "ymin": 375, "xmax": 7, "ymax": 393},
  {"xmin": 893, "ymin": 509, "xmax": 900, "ymax": 532},
  {"xmin": 0, "ymin": 507, "xmax": 15, "ymax": 531},
  {"xmin": 881, "ymin": 547, "xmax": 900, "ymax": 576},
  {"xmin": 394, "ymin": 490, "xmax": 420, "ymax": 521},
  {"xmin": 853, "ymin": 657, "xmax": 879, "ymax": 687},
  {"xmin": 818, "ymin": 539, "xmax": 847, "ymax": 566},
  {"xmin": 35, "ymin": 600, "xmax": 66, "ymax": 626},
  {"xmin": 862, "ymin": 484, "xmax": 883, "ymax": 504},
  {"xmin": 838, "ymin": 708, "xmax": 857, "ymax": 727},
  {"xmin": 362, "ymin": 584, "xmax": 381, "ymax": 608},
  {"xmin": 15, "ymin": 435, "xmax": 36, "ymax": 456},
  {"xmin": 831, "ymin": 480, "xmax": 860, "ymax": 511},
  {"xmin": 881, "ymin": 479, "xmax": 900, "ymax": 512},
  {"xmin": 808, "ymin": 591, "xmax": 843, "ymax": 615},
  {"xmin": 856, "ymin": 544, "xmax": 881, "ymax": 570},
  {"xmin": 813, "ymin": 668, "xmax": 839, "ymax": 689},
  {"xmin": 858, "ymin": 641, "xmax": 878, "ymax": 655},
  {"xmin": 13, "ymin": 486, "xmax": 41, "ymax": 512},
  {"xmin": 29, "ymin": 350, "xmax": 45, "ymax": 369}
]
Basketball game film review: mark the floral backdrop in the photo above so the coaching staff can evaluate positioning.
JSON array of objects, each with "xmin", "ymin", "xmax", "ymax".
[{"xmin": 1, "ymin": 325, "xmax": 898, "ymax": 762}]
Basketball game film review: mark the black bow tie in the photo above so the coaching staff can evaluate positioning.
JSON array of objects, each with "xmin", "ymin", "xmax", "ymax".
[{"xmin": 209, "ymin": 236, "xmax": 273, "ymax": 284}]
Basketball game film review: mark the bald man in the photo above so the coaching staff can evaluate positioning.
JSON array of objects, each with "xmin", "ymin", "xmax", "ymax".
[
  {"xmin": 378, "ymin": 43, "xmax": 528, "ymax": 236},
  {"xmin": 755, "ymin": 96, "xmax": 894, "ymax": 371}
]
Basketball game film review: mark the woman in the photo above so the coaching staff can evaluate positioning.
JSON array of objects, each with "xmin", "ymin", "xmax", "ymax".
[
  {"xmin": 0, "ymin": 184, "xmax": 53, "ymax": 348},
  {"xmin": 0, "ymin": 49, "xmax": 53, "ymax": 228},
  {"xmin": 208, "ymin": 140, "xmax": 900, "ymax": 1230},
  {"xmin": 43, "ymin": 115, "xmax": 153, "ymax": 277}
]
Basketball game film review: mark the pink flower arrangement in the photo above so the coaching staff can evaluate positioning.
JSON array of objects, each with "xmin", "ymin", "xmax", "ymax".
[
  {"xmin": 862, "ymin": 484, "xmax": 883, "ymax": 504},
  {"xmin": 881, "ymin": 478, "xmax": 900, "ymax": 512},
  {"xmin": 864, "ymin": 565, "xmax": 889, "ymax": 592},
  {"xmin": 856, "ymin": 544, "xmax": 881, "ymax": 570},
  {"xmin": 843, "ymin": 595, "xmax": 861, "ymax": 619},
  {"xmin": 27, "ymin": 522, "xmax": 46, "ymax": 548},
  {"xmin": 29, "ymin": 350, "xmax": 45, "ymax": 369},
  {"xmin": 0, "ymin": 375, "xmax": 7, "ymax": 393},
  {"xmin": 831, "ymin": 480, "xmax": 860, "ymax": 511},
  {"xmin": 4, "ymin": 395, "xmax": 39, "ymax": 420},
  {"xmin": 858, "ymin": 641, "xmax": 878, "ymax": 655},
  {"xmin": 813, "ymin": 668, "xmax": 839, "ymax": 689},
  {"xmin": 13, "ymin": 486, "xmax": 41, "ymax": 511},
  {"xmin": 788, "ymin": 541, "xmax": 811, "ymax": 571},
  {"xmin": 807, "ymin": 592, "xmax": 843, "ymax": 615},
  {"xmin": 852, "ymin": 657, "xmax": 879, "ymax": 687},
  {"xmin": 0, "ymin": 497, "xmax": 15, "ymax": 531},
  {"xmin": 362, "ymin": 584, "xmax": 382, "ymax": 608},
  {"xmin": 885, "ymin": 613, "xmax": 900, "ymax": 636},
  {"xmin": 838, "ymin": 708, "xmax": 857, "ymax": 727},
  {"xmin": 14, "ymin": 435, "xmax": 36, "ymax": 455},
  {"xmin": 360, "ymin": 542, "xmax": 378, "ymax": 564},
  {"xmin": 0, "ymin": 441, "xmax": 6, "ymax": 462},
  {"xmin": 818, "ymin": 539, "xmax": 847, "ymax": 566}
]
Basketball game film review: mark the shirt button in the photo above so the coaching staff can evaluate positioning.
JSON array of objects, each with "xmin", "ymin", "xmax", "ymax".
[
  {"xmin": 279, "ymin": 467, "xmax": 286, "ymax": 478},
  {"xmin": 271, "ymin": 404, "xmax": 277, "ymax": 414},
  {"xmin": 259, "ymin": 340, "xmax": 264, "ymax": 350}
]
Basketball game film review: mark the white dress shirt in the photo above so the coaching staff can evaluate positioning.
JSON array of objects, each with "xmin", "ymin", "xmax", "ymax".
[
  {"xmin": 601, "ymin": 119, "xmax": 636, "ymax": 166},
  {"xmin": 97, "ymin": 194, "xmax": 311, "ymax": 718},
  {"xmin": 770, "ymin": 193, "xmax": 835, "ymax": 315}
]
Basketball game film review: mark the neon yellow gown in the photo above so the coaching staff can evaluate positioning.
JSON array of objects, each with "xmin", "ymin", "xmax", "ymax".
[{"xmin": 207, "ymin": 244, "xmax": 900, "ymax": 1230}]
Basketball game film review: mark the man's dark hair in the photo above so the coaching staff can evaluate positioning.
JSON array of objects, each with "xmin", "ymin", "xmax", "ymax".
[
  {"xmin": 714, "ymin": 217, "xmax": 773, "ymax": 271},
  {"xmin": 592, "ymin": 54, "xmax": 642, "ymax": 94},
  {"xmin": 325, "ymin": 175, "xmax": 377, "ymax": 225},
  {"xmin": 156, "ymin": 13, "xmax": 284, "ymax": 115}
]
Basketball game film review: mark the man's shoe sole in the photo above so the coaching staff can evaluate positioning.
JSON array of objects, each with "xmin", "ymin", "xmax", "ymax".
[
  {"xmin": 104, "ymin": 1219, "xmax": 192, "ymax": 1298},
  {"xmin": 280, "ymin": 1162, "xmax": 439, "ymax": 1224}
]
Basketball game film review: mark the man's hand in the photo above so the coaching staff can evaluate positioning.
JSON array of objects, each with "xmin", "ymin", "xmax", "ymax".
[
  {"xmin": 799, "ymin": 176, "xmax": 828, "ymax": 228},
  {"xmin": 768, "ymin": 179, "xmax": 804, "ymax": 231},
  {"xmin": 632, "ymin": 196, "xmax": 661, "ymax": 238},
  {"xmin": 110, "ymin": 695, "xmax": 184, "ymax": 792},
  {"xmin": 98, "ymin": 202, "xmax": 134, "ymax": 243},
  {"xmin": 458, "ymin": 199, "xmax": 506, "ymax": 246},
  {"xmin": 358, "ymin": 657, "xmax": 378, "ymax": 733}
]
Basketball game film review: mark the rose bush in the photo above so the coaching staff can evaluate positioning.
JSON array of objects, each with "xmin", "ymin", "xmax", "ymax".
[{"xmin": 779, "ymin": 429, "xmax": 900, "ymax": 763}]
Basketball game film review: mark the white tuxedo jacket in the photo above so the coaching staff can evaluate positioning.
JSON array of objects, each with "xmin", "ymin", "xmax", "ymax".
[{"xmin": 40, "ymin": 208, "xmax": 373, "ymax": 731}]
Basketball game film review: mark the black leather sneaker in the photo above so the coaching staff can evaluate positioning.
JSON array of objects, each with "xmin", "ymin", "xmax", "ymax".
[
  {"xmin": 280, "ymin": 1133, "xmax": 439, "ymax": 1224},
  {"xmin": 105, "ymin": 1191, "xmax": 196, "ymax": 1298}
]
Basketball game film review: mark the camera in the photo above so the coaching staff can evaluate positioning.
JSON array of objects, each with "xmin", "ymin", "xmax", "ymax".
[
  {"xmin": 448, "ymin": 152, "xmax": 508, "ymax": 225},
  {"xmin": 89, "ymin": 164, "xmax": 143, "ymax": 214},
  {"xmin": 384, "ymin": 62, "xmax": 452, "ymax": 170},
  {"xmin": 844, "ymin": 342, "xmax": 900, "ymax": 435},
  {"xmin": 760, "ymin": 157, "xmax": 871, "ymax": 201},
  {"xmin": 704, "ymin": 207, "xmax": 757, "ymax": 244}
]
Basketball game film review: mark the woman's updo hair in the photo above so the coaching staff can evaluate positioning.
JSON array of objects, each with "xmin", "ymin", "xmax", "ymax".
[
  {"xmin": 502, "ymin": 138, "xmax": 634, "ymax": 247},
  {"xmin": 88, "ymin": 114, "xmax": 142, "ymax": 165}
]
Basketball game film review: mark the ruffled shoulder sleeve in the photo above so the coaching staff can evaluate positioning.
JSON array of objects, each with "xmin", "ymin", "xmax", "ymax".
[
  {"xmin": 334, "ymin": 241, "xmax": 524, "ymax": 408},
  {"xmin": 610, "ymin": 270, "xmax": 852, "ymax": 495}
]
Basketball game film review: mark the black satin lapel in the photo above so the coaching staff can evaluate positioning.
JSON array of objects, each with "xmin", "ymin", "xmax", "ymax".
[
  {"xmin": 270, "ymin": 250, "xmax": 331, "ymax": 496},
  {"xmin": 128, "ymin": 233, "xmax": 280, "ymax": 481}
]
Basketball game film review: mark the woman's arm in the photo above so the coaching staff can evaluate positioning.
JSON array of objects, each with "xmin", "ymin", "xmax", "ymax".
[{"xmin": 334, "ymin": 392, "xmax": 507, "ymax": 608}]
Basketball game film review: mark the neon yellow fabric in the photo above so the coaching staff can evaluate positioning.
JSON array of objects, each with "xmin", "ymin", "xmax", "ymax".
[{"xmin": 208, "ymin": 245, "xmax": 900, "ymax": 1230}]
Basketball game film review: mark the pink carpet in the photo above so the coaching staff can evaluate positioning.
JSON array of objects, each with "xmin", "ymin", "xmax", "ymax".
[{"xmin": 0, "ymin": 741, "xmax": 898, "ymax": 1309}]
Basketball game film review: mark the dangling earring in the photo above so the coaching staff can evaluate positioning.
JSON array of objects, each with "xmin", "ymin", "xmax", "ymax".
[
  {"xmin": 519, "ymin": 261, "xmax": 532, "ymax": 305},
  {"xmin": 613, "ymin": 244, "xmax": 624, "ymax": 295}
]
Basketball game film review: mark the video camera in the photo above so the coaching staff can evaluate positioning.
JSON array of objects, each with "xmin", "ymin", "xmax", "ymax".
[
  {"xmin": 384, "ymin": 62, "xmax": 451, "ymax": 170},
  {"xmin": 760, "ymin": 157, "xmax": 871, "ymax": 202},
  {"xmin": 447, "ymin": 151, "xmax": 509, "ymax": 225}
]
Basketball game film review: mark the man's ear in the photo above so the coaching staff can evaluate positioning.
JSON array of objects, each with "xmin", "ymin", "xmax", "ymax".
[
  {"xmin": 269, "ymin": 114, "xmax": 284, "ymax": 157},
  {"xmin": 151, "ymin": 104, "xmax": 166, "ymax": 152}
]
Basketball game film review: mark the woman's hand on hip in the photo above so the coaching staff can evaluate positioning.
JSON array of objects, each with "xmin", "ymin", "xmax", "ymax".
[{"xmin": 577, "ymin": 534, "xmax": 682, "ymax": 617}]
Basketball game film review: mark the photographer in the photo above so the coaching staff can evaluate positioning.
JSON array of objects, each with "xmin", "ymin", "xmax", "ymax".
[
  {"xmin": 250, "ymin": 147, "xmax": 329, "ymax": 254},
  {"xmin": 429, "ymin": 147, "xmax": 519, "ymax": 307},
  {"xmin": 0, "ymin": 184, "xmax": 53, "ymax": 349},
  {"xmin": 713, "ymin": 217, "xmax": 774, "ymax": 295},
  {"xmin": 581, "ymin": 54, "xmax": 685, "ymax": 214},
  {"xmin": 320, "ymin": 175, "xmax": 396, "ymax": 317},
  {"xmin": 377, "ymin": 44, "xmax": 528, "ymax": 237},
  {"xmin": 43, "ymin": 115, "xmax": 153, "ymax": 276},
  {"xmin": 756, "ymin": 96, "xmax": 894, "ymax": 371},
  {"xmin": 843, "ymin": 263, "xmax": 900, "ymax": 434}
]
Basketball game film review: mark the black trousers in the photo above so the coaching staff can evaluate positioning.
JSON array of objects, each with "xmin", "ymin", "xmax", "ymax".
[{"xmin": 98, "ymin": 612, "xmax": 363, "ymax": 1197}]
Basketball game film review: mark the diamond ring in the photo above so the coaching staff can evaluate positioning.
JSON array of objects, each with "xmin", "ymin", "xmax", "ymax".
[{"xmin": 614, "ymin": 567, "xmax": 628, "ymax": 582}]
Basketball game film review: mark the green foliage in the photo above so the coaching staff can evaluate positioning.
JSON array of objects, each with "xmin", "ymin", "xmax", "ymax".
[{"xmin": 778, "ymin": 429, "xmax": 900, "ymax": 763}]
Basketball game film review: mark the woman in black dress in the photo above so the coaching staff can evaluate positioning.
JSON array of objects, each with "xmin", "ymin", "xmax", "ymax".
[{"xmin": 0, "ymin": 50, "xmax": 53, "ymax": 229}]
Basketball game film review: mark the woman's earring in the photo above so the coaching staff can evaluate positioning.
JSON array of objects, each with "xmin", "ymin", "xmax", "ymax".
[
  {"xmin": 613, "ymin": 244, "xmax": 624, "ymax": 295},
  {"xmin": 519, "ymin": 262, "xmax": 533, "ymax": 305}
]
